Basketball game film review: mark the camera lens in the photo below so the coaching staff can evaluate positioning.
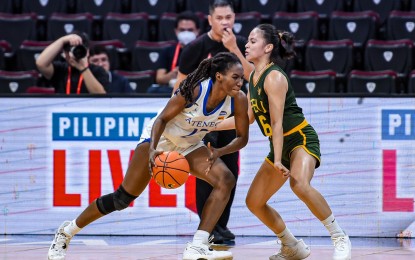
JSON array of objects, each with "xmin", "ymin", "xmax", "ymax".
[{"xmin": 70, "ymin": 45, "xmax": 87, "ymax": 60}]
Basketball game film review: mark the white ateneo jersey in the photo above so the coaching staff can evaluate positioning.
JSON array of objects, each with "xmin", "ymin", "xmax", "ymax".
[{"xmin": 142, "ymin": 79, "xmax": 234, "ymax": 148}]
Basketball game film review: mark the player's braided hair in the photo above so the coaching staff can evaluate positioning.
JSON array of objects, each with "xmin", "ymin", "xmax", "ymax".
[{"xmin": 178, "ymin": 52, "xmax": 241, "ymax": 104}]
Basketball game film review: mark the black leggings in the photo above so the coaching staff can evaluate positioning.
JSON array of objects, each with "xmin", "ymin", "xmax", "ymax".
[{"xmin": 196, "ymin": 130, "xmax": 239, "ymax": 228}]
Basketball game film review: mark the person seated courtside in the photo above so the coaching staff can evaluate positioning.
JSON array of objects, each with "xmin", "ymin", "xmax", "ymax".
[
  {"xmin": 89, "ymin": 45, "xmax": 133, "ymax": 94},
  {"xmin": 147, "ymin": 11, "xmax": 200, "ymax": 93},
  {"xmin": 36, "ymin": 31, "xmax": 108, "ymax": 94}
]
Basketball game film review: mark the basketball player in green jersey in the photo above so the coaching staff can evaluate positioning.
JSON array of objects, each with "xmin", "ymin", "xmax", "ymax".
[{"xmin": 217, "ymin": 24, "xmax": 352, "ymax": 260}]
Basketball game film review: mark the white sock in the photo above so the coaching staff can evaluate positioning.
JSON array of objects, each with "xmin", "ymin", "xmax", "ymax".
[
  {"xmin": 276, "ymin": 227, "xmax": 298, "ymax": 246},
  {"xmin": 321, "ymin": 214, "xmax": 345, "ymax": 238},
  {"xmin": 192, "ymin": 230, "xmax": 210, "ymax": 245},
  {"xmin": 63, "ymin": 219, "xmax": 82, "ymax": 237}
]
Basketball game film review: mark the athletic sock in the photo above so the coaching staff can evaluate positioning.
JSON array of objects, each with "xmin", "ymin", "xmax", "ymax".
[
  {"xmin": 64, "ymin": 219, "xmax": 82, "ymax": 237},
  {"xmin": 321, "ymin": 214, "xmax": 345, "ymax": 238},
  {"xmin": 276, "ymin": 227, "xmax": 298, "ymax": 246},
  {"xmin": 192, "ymin": 230, "xmax": 210, "ymax": 245}
]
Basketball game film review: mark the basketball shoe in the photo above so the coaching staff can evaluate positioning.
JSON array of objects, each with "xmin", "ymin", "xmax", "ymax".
[
  {"xmin": 332, "ymin": 234, "xmax": 351, "ymax": 260},
  {"xmin": 47, "ymin": 221, "xmax": 73, "ymax": 260},
  {"xmin": 269, "ymin": 239, "xmax": 311, "ymax": 260},
  {"xmin": 211, "ymin": 229, "xmax": 224, "ymax": 244},
  {"xmin": 182, "ymin": 241, "xmax": 233, "ymax": 260},
  {"xmin": 215, "ymin": 225, "xmax": 235, "ymax": 241}
]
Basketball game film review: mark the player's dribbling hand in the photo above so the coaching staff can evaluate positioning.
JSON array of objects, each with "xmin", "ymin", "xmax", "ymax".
[
  {"xmin": 274, "ymin": 161, "xmax": 290, "ymax": 177},
  {"xmin": 205, "ymin": 142, "xmax": 218, "ymax": 175},
  {"xmin": 148, "ymin": 147, "xmax": 163, "ymax": 176}
]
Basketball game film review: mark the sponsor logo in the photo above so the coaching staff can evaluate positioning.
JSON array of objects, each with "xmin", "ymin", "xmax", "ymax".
[{"xmin": 52, "ymin": 113, "xmax": 156, "ymax": 141}]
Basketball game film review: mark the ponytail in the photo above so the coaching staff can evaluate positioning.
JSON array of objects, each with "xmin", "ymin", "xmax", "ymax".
[
  {"xmin": 256, "ymin": 24, "xmax": 296, "ymax": 64},
  {"xmin": 277, "ymin": 30, "xmax": 296, "ymax": 60}
]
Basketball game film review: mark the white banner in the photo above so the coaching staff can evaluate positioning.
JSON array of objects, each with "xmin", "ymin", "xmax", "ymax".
[{"xmin": 0, "ymin": 97, "xmax": 414, "ymax": 237}]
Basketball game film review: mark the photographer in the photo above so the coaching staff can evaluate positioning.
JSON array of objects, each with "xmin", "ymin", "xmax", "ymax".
[{"xmin": 36, "ymin": 31, "xmax": 108, "ymax": 94}]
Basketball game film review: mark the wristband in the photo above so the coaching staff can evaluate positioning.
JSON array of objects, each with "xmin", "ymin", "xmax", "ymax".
[{"xmin": 79, "ymin": 66, "xmax": 89, "ymax": 74}]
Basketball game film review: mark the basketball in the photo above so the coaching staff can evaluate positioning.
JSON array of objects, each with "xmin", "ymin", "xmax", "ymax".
[{"xmin": 152, "ymin": 151, "xmax": 190, "ymax": 189}]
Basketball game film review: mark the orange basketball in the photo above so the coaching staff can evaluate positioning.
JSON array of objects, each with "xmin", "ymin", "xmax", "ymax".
[{"xmin": 152, "ymin": 151, "xmax": 190, "ymax": 189}]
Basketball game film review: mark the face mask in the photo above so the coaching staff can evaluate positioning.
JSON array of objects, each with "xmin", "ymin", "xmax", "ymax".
[{"xmin": 177, "ymin": 31, "xmax": 196, "ymax": 45}]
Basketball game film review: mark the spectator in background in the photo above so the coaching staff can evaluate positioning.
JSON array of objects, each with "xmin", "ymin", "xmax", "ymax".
[
  {"xmin": 89, "ymin": 45, "xmax": 133, "ymax": 94},
  {"xmin": 148, "ymin": 11, "xmax": 200, "ymax": 94},
  {"xmin": 36, "ymin": 31, "xmax": 108, "ymax": 94},
  {"xmin": 173, "ymin": 0, "xmax": 253, "ymax": 243}
]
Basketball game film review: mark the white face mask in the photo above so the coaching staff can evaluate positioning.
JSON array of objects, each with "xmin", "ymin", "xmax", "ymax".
[{"xmin": 177, "ymin": 31, "xmax": 196, "ymax": 45}]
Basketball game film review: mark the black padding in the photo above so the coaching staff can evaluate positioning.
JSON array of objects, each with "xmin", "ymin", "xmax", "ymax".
[
  {"xmin": 113, "ymin": 185, "xmax": 137, "ymax": 210},
  {"xmin": 96, "ymin": 186, "xmax": 137, "ymax": 215}
]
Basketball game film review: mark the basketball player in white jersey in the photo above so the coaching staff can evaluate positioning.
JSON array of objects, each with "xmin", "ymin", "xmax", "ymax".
[{"xmin": 47, "ymin": 52, "xmax": 249, "ymax": 260}]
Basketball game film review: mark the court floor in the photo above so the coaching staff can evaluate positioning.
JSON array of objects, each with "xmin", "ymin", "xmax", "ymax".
[{"xmin": 1, "ymin": 234, "xmax": 414, "ymax": 259}]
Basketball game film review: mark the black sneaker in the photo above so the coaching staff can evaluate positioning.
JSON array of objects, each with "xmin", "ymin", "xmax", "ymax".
[
  {"xmin": 215, "ymin": 225, "xmax": 235, "ymax": 240},
  {"xmin": 209, "ymin": 229, "xmax": 224, "ymax": 244}
]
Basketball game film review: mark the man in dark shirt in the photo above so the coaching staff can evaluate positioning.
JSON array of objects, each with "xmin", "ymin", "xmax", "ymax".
[
  {"xmin": 36, "ymin": 31, "xmax": 108, "ymax": 94},
  {"xmin": 173, "ymin": 0, "xmax": 253, "ymax": 243},
  {"xmin": 89, "ymin": 45, "xmax": 133, "ymax": 94}
]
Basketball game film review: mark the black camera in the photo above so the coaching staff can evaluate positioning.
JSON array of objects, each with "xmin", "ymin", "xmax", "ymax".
[{"xmin": 63, "ymin": 43, "xmax": 87, "ymax": 60}]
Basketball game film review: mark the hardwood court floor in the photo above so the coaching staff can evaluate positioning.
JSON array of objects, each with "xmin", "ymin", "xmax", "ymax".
[{"xmin": 1, "ymin": 235, "xmax": 414, "ymax": 259}]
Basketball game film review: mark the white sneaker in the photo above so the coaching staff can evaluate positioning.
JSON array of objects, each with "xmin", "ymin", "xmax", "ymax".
[
  {"xmin": 47, "ymin": 221, "xmax": 73, "ymax": 260},
  {"xmin": 269, "ymin": 239, "xmax": 311, "ymax": 260},
  {"xmin": 182, "ymin": 241, "xmax": 233, "ymax": 260},
  {"xmin": 332, "ymin": 235, "xmax": 351, "ymax": 260}
]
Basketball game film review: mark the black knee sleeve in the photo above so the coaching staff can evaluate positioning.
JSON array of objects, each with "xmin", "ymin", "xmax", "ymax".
[{"xmin": 96, "ymin": 186, "xmax": 137, "ymax": 215}]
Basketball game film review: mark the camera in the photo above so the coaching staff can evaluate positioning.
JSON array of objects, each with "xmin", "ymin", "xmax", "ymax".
[{"xmin": 63, "ymin": 43, "xmax": 87, "ymax": 60}]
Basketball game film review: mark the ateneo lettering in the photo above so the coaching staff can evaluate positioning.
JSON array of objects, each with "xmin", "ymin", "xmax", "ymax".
[{"xmin": 189, "ymin": 120, "xmax": 218, "ymax": 127}]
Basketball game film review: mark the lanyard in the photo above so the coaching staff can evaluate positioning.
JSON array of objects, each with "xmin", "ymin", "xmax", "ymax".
[
  {"xmin": 170, "ymin": 43, "xmax": 181, "ymax": 71},
  {"xmin": 66, "ymin": 66, "xmax": 84, "ymax": 95}
]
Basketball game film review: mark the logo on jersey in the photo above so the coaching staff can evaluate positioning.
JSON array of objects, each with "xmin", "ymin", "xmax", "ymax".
[
  {"xmin": 218, "ymin": 111, "xmax": 228, "ymax": 120},
  {"xmin": 219, "ymin": 111, "xmax": 227, "ymax": 116}
]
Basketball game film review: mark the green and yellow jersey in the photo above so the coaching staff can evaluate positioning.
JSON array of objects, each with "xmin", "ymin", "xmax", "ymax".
[{"xmin": 249, "ymin": 63, "xmax": 306, "ymax": 137}]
